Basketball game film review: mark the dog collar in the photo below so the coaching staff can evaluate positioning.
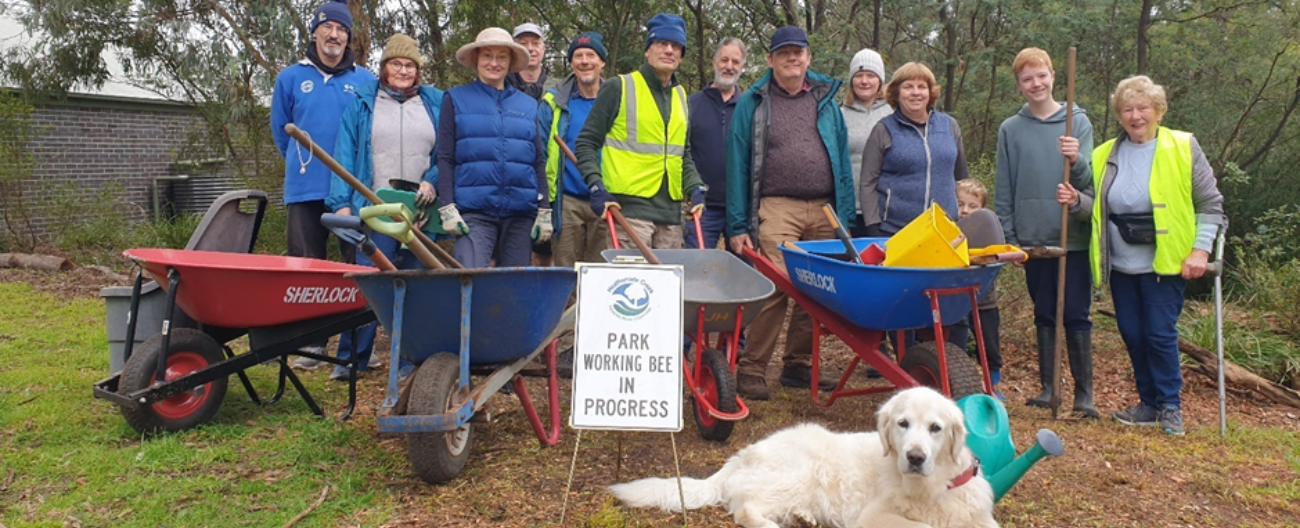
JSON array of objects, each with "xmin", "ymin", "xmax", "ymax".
[{"xmin": 947, "ymin": 459, "xmax": 980, "ymax": 490}]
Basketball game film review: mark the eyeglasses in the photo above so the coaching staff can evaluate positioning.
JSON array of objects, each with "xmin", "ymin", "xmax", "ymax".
[
  {"xmin": 317, "ymin": 22, "xmax": 348, "ymax": 36},
  {"xmin": 388, "ymin": 61, "xmax": 418, "ymax": 73}
]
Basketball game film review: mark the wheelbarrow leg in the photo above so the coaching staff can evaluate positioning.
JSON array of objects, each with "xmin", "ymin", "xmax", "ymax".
[
  {"xmin": 155, "ymin": 269, "xmax": 182, "ymax": 383},
  {"xmin": 279, "ymin": 366, "xmax": 325, "ymax": 417},
  {"xmin": 225, "ymin": 344, "xmax": 264, "ymax": 405}
]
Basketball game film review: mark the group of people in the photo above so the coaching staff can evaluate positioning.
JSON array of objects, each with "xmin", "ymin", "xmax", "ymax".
[{"xmin": 272, "ymin": 0, "xmax": 1224, "ymax": 437}]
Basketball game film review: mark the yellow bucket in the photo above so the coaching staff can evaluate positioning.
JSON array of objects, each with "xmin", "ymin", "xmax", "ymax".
[{"xmin": 883, "ymin": 203, "xmax": 970, "ymax": 268}]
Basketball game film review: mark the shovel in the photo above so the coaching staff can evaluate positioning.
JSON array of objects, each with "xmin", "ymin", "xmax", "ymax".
[{"xmin": 821, "ymin": 204, "xmax": 864, "ymax": 265}]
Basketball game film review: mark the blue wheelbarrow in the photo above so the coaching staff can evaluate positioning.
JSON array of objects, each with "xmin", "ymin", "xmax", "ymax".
[
  {"xmin": 349, "ymin": 267, "xmax": 576, "ymax": 484},
  {"xmin": 745, "ymin": 237, "xmax": 1003, "ymax": 404}
]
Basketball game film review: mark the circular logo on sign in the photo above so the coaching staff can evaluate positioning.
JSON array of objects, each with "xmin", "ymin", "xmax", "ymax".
[
  {"xmin": 300, "ymin": 80, "xmax": 314, "ymax": 93},
  {"xmin": 610, "ymin": 279, "xmax": 651, "ymax": 319}
]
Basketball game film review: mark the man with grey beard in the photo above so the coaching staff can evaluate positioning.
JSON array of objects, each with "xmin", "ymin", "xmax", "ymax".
[{"xmin": 685, "ymin": 38, "xmax": 746, "ymax": 250}]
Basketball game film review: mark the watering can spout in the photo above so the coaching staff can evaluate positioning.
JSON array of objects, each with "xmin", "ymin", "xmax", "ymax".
[{"xmin": 987, "ymin": 429, "xmax": 1065, "ymax": 502}]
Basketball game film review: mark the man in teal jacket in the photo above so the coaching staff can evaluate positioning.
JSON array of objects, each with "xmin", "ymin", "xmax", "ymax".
[{"xmin": 725, "ymin": 26, "xmax": 854, "ymax": 400}]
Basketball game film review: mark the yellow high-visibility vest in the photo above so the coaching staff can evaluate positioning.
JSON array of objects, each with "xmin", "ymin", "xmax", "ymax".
[
  {"xmin": 599, "ymin": 71, "xmax": 688, "ymax": 199},
  {"xmin": 1090, "ymin": 126, "xmax": 1197, "ymax": 284}
]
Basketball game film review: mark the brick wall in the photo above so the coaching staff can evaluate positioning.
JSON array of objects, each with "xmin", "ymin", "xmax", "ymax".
[{"xmin": 0, "ymin": 97, "xmax": 209, "ymax": 240}]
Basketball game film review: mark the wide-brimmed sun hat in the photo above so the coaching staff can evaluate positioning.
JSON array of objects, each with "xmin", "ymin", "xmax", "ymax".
[{"xmin": 455, "ymin": 27, "xmax": 529, "ymax": 73}]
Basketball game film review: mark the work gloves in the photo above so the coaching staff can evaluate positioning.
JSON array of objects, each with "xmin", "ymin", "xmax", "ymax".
[
  {"xmin": 531, "ymin": 208, "xmax": 554, "ymax": 244},
  {"xmin": 588, "ymin": 182, "xmax": 619, "ymax": 219},
  {"xmin": 688, "ymin": 185, "xmax": 708, "ymax": 216},
  {"xmin": 438, "ymin": 204, "xmax": 469, "ymax": 236}
]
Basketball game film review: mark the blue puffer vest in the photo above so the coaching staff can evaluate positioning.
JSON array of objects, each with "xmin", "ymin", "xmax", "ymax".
[
  {"xmin": 878, "ymin": 110, "xmax": 959, "ymax": 233},
  {"xmin": 448, "ymin": 80, "xmax": 540, "ymax": 218}
]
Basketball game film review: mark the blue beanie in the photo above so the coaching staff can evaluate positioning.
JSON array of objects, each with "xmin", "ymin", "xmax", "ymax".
[
  {"xmin": 567, "ymin": 32, "xmax": 608, "ymax": 62},
  {"xmin": 644, "ymin": 14, "xmax": 687, "ymax": 51},
  {"xmin": 312, "ymin": 0, "xmax": 353, "ymax": 33}
]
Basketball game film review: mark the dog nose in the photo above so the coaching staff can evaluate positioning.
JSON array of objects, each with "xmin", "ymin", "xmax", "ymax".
[{"xmin": 906, "ymin": 449, "xmax": 926, "ymax": 467}]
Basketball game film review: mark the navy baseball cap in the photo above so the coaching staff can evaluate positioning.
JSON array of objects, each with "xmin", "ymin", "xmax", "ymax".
[{"xmin": 769, "ymin": 26, "xmax": 809, "ymax": 52}]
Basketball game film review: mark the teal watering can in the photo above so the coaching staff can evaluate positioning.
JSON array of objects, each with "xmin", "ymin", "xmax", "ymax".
[{"xmin": 958, "ymin": 394, "xmax": 1065, "ymax": 502}]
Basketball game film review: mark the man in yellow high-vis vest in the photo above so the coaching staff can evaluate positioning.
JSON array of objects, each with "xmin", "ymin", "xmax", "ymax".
[{"xmin": 574, "ymin": 13, "xmax": 706, "ymax": 250}]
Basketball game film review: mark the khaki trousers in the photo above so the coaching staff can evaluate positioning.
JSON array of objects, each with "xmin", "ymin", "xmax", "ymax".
[
  {"xmin": 614, "ymin": 216, "xmax": 684, "ymax": 250},
  {"xmin": 737, "ymin": 196, "xmax": 835, "ymax": 378},
  {"xmin": 554, "ymin": 196, "xmax": 608, "ymax": 268}
]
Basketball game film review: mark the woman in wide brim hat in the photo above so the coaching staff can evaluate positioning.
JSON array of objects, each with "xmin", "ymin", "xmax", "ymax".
[
  {"xmin": 454, "ymin": 27, "xmax": 530, "ymax": 76},
  {"xmin": 435, "ymin": 27, "xmax": 551, "ymax": 268}
]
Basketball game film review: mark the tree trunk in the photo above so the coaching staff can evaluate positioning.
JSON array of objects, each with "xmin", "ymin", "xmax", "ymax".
[
  {"xmin": 941, "ymin": 1, "xmax": 958, "ymax": 111},
  {"xmin": 0, "ymin": 253, "xmax": 74, "ymax": 271},
  {"xmin": 1179, "ymin": 337, "xmax": 1300, "ymax": 409},
  {"xmin": 873, "ymin": 0, "xmax": 882, "ymax": 49},
  {"xmin": 1137, "ymin": 0, "xmax": 1153, "ymax": 75}
]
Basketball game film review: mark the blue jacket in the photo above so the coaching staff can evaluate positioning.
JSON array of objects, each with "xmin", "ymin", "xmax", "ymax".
[
  {"xmin": 327, "ymin": 82, "xmax": 445, "ymax": 214},
  {"xmin": 877, "ymin": 110, "xmax": 961, "ymax": 233},
  {"xmin": 689, "ymin": 83, "xmax": 739, "ymax": 208},
  {"xmin": 538, "ymin": 74, "xmax": 602, "ymax": 235},
  {"xmin": 437, "ymin": 80, "xmax": 542, "ymax": 218},
  {"xmin": 271, "ymin": 60, "xmax": 375, "ymax": 204},
  {"xmin": 725, "ymin": 69, "xmax": 854, "ymax": 237}
]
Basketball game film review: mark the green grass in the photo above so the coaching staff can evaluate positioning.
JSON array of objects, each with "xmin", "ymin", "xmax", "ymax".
[{"xmin": 0, "ymin": 282, "xmax": 399, "ymax": 527}]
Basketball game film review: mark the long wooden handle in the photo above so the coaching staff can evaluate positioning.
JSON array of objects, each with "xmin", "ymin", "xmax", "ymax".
[
  {"xmin": 1050, "ymin": 47, "xmax": 1077, "ymax": 418},
  {"xmin": 554, "ymin": 134, "xmax": 579, "ymax": 164},
  {"xmin": 821, "ymin": 204, "xmax": 864, "ymax": 264},
  {"xmin": 284, "ymin": 124, "xmax": 462, "ymax": 269}
]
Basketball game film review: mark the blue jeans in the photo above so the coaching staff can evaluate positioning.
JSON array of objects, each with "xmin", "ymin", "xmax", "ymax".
[
  {"xmin": 1024, "ymin": 250, "xmax": 1093, "ymax": 331},
  {"xmin": 683, "ymin": 205, "xmax": 727, "ymax": 250},
  {"xmin": 455, "ymin": 213, "xmax": 533, "ymax": 268},
  {"xmin": 1109, "ymin": 271, "xmax": 1186, "ymax": 408},
  {"xmin": 337, "ymin": 233, "xmax": 416, "ymax": 372}
]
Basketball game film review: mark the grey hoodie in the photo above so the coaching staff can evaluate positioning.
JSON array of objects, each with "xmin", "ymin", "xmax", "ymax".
[
  {"xmin": 842, "ymin": 99, "xmax": 893, "ymax": 213},
  {"xmin": 994, "ymin": 103, "xmax": 1094, "ymax": 250}
]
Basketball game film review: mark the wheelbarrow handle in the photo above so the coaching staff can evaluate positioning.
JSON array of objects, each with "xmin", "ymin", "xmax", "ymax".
[{"xmin": 319, "ymin": 213, "xmax": 396, "ymax": 271}]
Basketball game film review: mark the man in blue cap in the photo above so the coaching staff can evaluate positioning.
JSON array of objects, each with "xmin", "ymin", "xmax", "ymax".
[
  {"xmin": 574, "ymin": 14, "xmax": 706, "ymax": 251},
  {"xmin": 270, "ymin": 0, "xmax": 376, "ymax": 369},
  {"xmin": 726, "ymin": 26, "xmax": 854, "ymax": 400}
]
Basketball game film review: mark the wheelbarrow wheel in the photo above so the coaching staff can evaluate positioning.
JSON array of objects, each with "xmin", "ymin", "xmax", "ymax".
[
  {"xmin": 118, "ymin": 329, "xmax": 228, "ymax": 435},
  {"xmin": 691, "ymin": 349, "xmax": 737, "ymax": 442},
  {"xmin": 407, "ymin": 353, "xmax": 472, "ymax": 484},
  {"xmin": 900, "ymin": 341, "xmax": 984, "ymax": 400}
]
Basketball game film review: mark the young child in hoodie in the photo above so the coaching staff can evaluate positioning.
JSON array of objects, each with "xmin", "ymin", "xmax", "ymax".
[
  {"xmin": 953, "ymin": 179, "xmax": 1005, "ymax": 400},
  {"xmin": 993, "ymin": 47, "xmax": 1098, "ymax": 418}
]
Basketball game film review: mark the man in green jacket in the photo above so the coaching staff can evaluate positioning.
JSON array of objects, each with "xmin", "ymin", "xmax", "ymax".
[
  {"xmin": 725, "ymin": 26, "xmax": 855, "ymax": 400},
  {"xmin": 574, "ymin": 13, "xmax": 705, "ymax": 250}
]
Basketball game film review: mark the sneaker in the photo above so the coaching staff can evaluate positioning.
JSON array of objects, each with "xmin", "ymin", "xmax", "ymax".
[
  {"xmin": 556, "ymin": 347, "xmax": 574, "ymax": 379},
  {"xmin": 367, "ymin": 353, "xmax": 384, "ymax": 370},
  {"xmin": 397, "ymin": 363, "xmax": 415, "ymax": 381},
  {"xmin": 736, "ymin": 373, "xmax": 770, "ymax": 401},
  {"xmin": 292, "ymin": 351, "xmax": 324, "ymax": 371},
  {"xmin": 1112, "ymin": 403, "xmax": 1159, "ymax": 426},
  {"xmin": 329, "ymin": 365, "xmax": 354, "ymax": 381},
  {"xmin": 1158, "ymin": 405, "xmax": 1185, "ymax": 436},
  {"xmin": 778, "ymin": 366, "xmax": 837, "ymax": 391}
]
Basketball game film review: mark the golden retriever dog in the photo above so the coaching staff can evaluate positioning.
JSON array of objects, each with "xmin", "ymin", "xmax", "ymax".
[{"xmin": 608, "ymin": 387, "xmax": 997, "ymax": 528}]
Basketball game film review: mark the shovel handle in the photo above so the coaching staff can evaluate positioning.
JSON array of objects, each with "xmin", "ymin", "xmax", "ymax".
[
  {"xmin": 285, "ymin": 123, "xmax": 461, "ymax": 270},
  {"xmin": 608, "ymin": 208, "xmax": 660, "ymax": 265},
  {"xmin": 821, "ymin": 204, "xmax": 864, "ymax": 265}
]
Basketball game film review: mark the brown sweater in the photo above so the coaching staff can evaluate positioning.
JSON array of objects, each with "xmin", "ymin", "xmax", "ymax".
[{"xmin": 760, "ymin": 84, "xmax": 835, "ymax": 199}]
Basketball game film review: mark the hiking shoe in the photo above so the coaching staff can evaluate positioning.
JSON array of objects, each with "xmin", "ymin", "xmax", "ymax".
[
  {"xmin": 556, "ymin": 347, "xmax": 574, "ymax": 380},
  {"xmin": 329, "ymin": 365, "xmax": 352, "ymax": 381},
  {"xmin": 779, "ymin": 366, "xmax": 836, "ymax": 391},
  {"xmin": 367, "ymin": 353, "xmax": 384, "ymax": 370},
  {"xmin": 736, "ymin": 373, "xmax": 770, "ymax": 401},
  {"xmin": 1158, "ymin": 405, "xmax": 1185, "ymax": 436},
  {"xmin": 1112, "ymin": 403, "xmax": 1159, "ymax": 426}
]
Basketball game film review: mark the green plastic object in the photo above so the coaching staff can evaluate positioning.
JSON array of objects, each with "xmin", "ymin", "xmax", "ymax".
[
  {"xmin": 375, "ymin": 188, "xmax": 445, "ymax": 236},
  {"xmin": 958, "ymin": 394, "xmax": 1065, "ymax": 503},
  {"xmin": 360, "ymin": 203, "xmax": 416, "ymax": 244}
]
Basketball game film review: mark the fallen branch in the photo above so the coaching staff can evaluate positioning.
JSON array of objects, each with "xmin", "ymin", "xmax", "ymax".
[
  {"xmin": 1, "ymin": 468, "xmax": 13, "ymax": 492},
  {"xmin": 281, "ymin": 484, "xmax": 329, "ymax": 528},
  {"xmin": 1098, "ymin": 308, "xmax": 1300, "ymax": 409},
  {"xmin": 82, "ymin": 265, "xmax": 129, "ymax": 283},
  {"xmin": 0, "ymin": 253, "xmax": 73, "ymax": 271}
]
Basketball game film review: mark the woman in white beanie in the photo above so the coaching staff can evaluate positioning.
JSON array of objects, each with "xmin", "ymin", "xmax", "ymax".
[{"xmin": 840, "ymin": 48, "xmax": 893, "ymax": 236}]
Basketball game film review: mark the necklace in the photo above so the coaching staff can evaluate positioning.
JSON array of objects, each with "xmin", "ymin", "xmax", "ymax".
[{"xmin": 294, "ymin": 130, "xmax": 314, "ymax": 174}]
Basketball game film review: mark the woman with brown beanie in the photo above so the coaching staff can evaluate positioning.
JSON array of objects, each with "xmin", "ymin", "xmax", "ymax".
[{"xmin": 327, "ymin": 33, "xmax": 444, "ymax": 381}]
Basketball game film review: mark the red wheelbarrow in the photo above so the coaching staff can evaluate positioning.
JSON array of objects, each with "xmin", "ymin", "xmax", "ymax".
[
  {"xmin": 93, "ymin": 249, "xmax": 377, "ymax": 434},
  {"xmin": 746, "ymin": 237, "xmax": 1003, "ymax": 404}
]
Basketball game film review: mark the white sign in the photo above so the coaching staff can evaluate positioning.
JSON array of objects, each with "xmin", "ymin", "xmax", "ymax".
[{"xmin": 570, "ymin": 263, "xmax": 683, "ymax": 432}]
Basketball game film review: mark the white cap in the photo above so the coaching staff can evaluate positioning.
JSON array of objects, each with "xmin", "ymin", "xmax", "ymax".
[
  {"xmin": 513, "ymin": 23, "xmax": 544, "ymax": 39},
  {"xmin": 849, "ymin": 48, "xmax": 887, "ymax": 84}
]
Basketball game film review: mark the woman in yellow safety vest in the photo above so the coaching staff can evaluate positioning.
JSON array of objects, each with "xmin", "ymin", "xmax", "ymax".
[{"xmin": 1056, "ymin": 75, "xmax": 1224, "ymax": 437}]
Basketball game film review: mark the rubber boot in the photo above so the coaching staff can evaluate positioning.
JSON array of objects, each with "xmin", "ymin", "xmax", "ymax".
[
  {"xmin": 1068, "ymin": 330, "xmax": 1100, "ymax": 418},
  {"xmin": 1026, "ymin": 327, "xmax": 1055, "ymax": 408}
]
